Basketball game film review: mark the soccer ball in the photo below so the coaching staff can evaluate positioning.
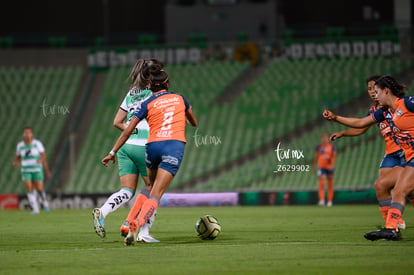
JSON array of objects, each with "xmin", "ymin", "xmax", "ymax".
[{"xmin": 195, "ymin": 215, "xmax": 221, "ymax": 240}]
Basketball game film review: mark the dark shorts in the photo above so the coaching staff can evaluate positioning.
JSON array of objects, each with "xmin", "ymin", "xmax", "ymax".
[
  {"xmin": 145, "ymin": 140, "xmax": 185, "ymax": 176},
  {"xmin": 379, "ymin": 149, "xmax": 406, "ymax": 169},
  {"xmin": 317, "ymin": 168, "xmax": 334, "ymax": 176},
  {"xmin": 406, "ymin": 157, "xmax": 414, "ymax": 167}
]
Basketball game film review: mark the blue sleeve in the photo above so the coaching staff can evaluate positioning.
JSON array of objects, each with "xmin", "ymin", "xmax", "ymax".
[
  {"xmin": 134, "ymin": 101, "xmax": 148, "ymax": 120},
  {"xmin": 404, "ymin": 96, "xmax": 414, "ymax": 113},
  {"xmin": 181, "ymin": 95, "xmax": 191, "ymax": 112},
  {"xmin": 366, "ymin": 106, "xmax": 374, "ymax": 116},
  {"xmin": 371, "ymin": 108, "xmax": 386, "ymax": 122}
]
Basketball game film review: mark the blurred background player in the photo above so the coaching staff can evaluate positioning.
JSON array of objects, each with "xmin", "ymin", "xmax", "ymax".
[
  {"xmin": 329, "ymin": 75, "xmax": 406, "ymax": 229},
  {"xmin": 13, "ymin": 126, "xmax": 50, "ymax": 214},
  {"xmin": 93, "ymin": 59, "xmax": 160, "ymax": 242},
  {"xmin": 313, "ymin": 133, "xmax": 336, "ymax": 206},
  {"xmin": 102, "ymin": 63, "xmax": 198, "ymax": 245}
]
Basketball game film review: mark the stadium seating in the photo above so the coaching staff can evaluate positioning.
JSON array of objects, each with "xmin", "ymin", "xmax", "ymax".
[
  {"xmin": 172, "ymin": 57, "xmax": 410, "ymax": 189},
  {"xmin": 186, "ymin": 111, "xmax": 384, "ymax": 192},
  {"xmin": 0, "ymin": 66, "xmax": 84, "ymax": 193}
]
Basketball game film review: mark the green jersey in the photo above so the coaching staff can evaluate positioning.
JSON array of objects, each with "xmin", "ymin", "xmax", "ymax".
[
  {"xmin": 120, "ymin": 87, "xmax": 152, "ymax": 146},
  {"xmin": 16, "ymin": 139, "xmax": 45, "ymax": 173}
]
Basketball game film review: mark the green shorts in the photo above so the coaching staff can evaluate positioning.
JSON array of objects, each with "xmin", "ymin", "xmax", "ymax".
[
  {"xmin": 117, "ymin": 144, "xmax": 148, "ymax": 177},
  {"xmin": 22, "ymin": 171, "xmax": 44, "ymax": 183}
]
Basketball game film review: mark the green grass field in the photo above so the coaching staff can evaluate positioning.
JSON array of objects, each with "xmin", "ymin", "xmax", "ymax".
[{"xmin": 1, "ymin": 205, "xmax": 413, "ymax": 275}]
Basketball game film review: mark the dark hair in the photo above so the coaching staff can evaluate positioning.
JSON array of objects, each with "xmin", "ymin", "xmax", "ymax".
[
  {"xmin": 375, "ymin": 75, "xmax": 406, "ymax": 98},
  {"xmin": 128, "ymin": 58, "xmax": 164, "ymax": 89},
  {"xmin": 149, "ymin": 64, "xmax": 169, "ymax": 93},
  {"xmin": 365, "ymin": 75, "xmax": 381, "ymax": 84}
]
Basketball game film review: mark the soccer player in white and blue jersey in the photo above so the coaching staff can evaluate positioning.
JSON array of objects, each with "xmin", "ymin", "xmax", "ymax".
[{"xmin": 13, "ymin": 127, "xmax": 50, "ymax": 214}]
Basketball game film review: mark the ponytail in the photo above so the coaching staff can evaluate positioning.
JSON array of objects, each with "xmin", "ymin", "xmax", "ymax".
[
  {"xmin": 128, "ymin": 58, "xmax": 164, "ymax": 89},
  {"xmin": 149, "ymin": 63, "xmax": 169, "ymax": 92}
]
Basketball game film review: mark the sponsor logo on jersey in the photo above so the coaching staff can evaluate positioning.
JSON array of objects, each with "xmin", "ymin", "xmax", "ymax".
[
  {"xmin": 153, "ymin": 97, "xmax": 180, "ymax": 108},
  {"xmin": 130, "ymin": 87, "xmax": 148, "ymax": 96}
]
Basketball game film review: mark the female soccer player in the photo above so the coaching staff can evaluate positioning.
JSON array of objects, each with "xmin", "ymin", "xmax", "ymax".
[
  {"xmin": 323, "ymin": 75, "xmax": 414, "ymax": 241},
  {"xmin": 313, "ymin": 133, "xmax": 336, "ymax": 207},
  {"xmin": 102, "ymin": 63, "xmax": 197, "ymax": 245},
  {"xmin": 329, "ymin": 75, "xmax": 406, "ymax": 228},
  {"xmin": 13, "ymin": 127, "xmax": 50, "ymax": 214},
  {"xmin": 93, "ymin": 59, "xmax": 161, "ymax": 242}
]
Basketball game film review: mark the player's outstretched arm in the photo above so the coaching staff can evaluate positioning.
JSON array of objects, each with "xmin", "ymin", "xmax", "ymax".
[
  {"xmin": 331, "ymin": 149, "xmax": 337, "ymax": 167},
  {"xmin": 13, "ymin": 156, "xmax": 20, "ymax": 168},
  {"xmin": 102, "ymin": 116, "xmax": 140, "ymax": 167},
  {"xmin": 323, "ymin": 110, "xmax": 375, "ymax": 129},
  {"xmin": 41, "ymin": 152, "xmax": 51, "ymax": 179},
  {"xmin": 113, "ymin": 109, "xmax": 128, "ymax": 131},
  {"xmin": 185, "ymin": 108, "xmax": 198, "ymax": 127},
  {"xmin": 330, "ymin": 127, "xmax": 370, "ymax": 141}
]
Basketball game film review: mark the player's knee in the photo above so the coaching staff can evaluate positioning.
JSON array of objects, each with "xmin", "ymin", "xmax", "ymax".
[{"xmin": 374, "ymin": 178, "xmax": 387, "ymax": 193}]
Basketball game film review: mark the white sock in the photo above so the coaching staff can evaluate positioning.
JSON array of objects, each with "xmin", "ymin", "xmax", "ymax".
[
  {"xmin": 27, "ymin": 191, "xmax": 40, "ymax": 213},
  {"xmin": 100, "ymin": 188, "xmax": 134, "ymax": 218},
  {"xmin": 139, "ymin": 210, "xmax": 156, "ymax": 237}
]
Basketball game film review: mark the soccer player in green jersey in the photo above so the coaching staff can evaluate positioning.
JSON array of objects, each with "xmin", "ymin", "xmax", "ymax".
[
  {"xmin": 13, "ymin": 127, "xmax": 50, "ymax": 214},
  {"xmin": 93, "ymin": 59, "xmax": 160, "ymax": 242}
]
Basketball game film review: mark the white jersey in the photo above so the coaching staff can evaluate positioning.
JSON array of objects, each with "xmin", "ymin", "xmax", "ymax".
[
  {"xmin": 119, "ymin": 87, "xmax": 151, "ymax": 146},
  {"xmin": 16, "ymin": 139, "xmax": 45, "ymax": 173}
]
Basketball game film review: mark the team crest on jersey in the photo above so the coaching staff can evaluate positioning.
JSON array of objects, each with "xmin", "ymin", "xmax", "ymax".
[
  {"xmin": 396, "ymin": 109, "xmax": 403, "ymax": 116},
  {"xmin": 393, "ymin": 126, "xmax": 401, "ymax": 134},
  {"xmin": 379, "ymin": 122, "xmax": 387, "ymax": 129}
]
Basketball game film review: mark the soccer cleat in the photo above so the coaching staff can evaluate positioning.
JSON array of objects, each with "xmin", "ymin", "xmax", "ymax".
[
  {"xmin": 318, "ymin": 200, "xmax": 325, "ymax": 206},
  {"xmin": 120, "ymin": 220, "xmax": 129, "ymax": 237},
  {"xmin": 43, "ymin": 205, "xmax": 50, "ymax": 212},
  {"xmin": 92, "ymin": 208, "xmax": 105, "ymax": 238},
  {"xmin": 138, "ymin": 234, "xmax": 160, "ymax": 243},
  {"xmin": 31, "ymin": 211, "xmax": 39, "ymax": 215},
  {"xmin": 364, "ymin": 228, "xmax": 402, "ymax": 241},
  {"xmin": 124, "ymin": 220, "xmax": 138, "ymax": 246},
  {"xmin": 327, "ymin": 202, "xmax": 333, "ymax": 207},
  {"xmin": 398, "ymin": 220, "xmax": 406, "ymax": 230}
]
